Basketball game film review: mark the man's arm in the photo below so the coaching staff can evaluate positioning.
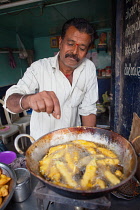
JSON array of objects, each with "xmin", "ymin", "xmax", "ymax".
[
  {"xmin": 81, "ymin": 114, "xmax": 96, "ymax": 127},
  {"xmin": 6, "ymin": 91, "xmax": 61, "ymax": 119},
  {"xmin": 6, "ymin": 93, "xmax": 31, "ymax": 113}
]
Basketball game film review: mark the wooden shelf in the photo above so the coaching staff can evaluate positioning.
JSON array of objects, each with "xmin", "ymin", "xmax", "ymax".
[{"xmin": 97, "ymin": 76, "xmax": 111, "ymax": 79}]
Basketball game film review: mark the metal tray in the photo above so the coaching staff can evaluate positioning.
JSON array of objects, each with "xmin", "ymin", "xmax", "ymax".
[{"xmin": 0, "ymin": 162, "xmax": 17, "ymax": 210}]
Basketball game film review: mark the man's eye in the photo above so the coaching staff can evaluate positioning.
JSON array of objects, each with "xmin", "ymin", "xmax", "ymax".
[
  {"xmin": 80, "ymin": 47, "xmax": 86, "ymax": 51},
  {"xmin": 67, "ymin": 43, "xmax": 74, "ymax": 46}
]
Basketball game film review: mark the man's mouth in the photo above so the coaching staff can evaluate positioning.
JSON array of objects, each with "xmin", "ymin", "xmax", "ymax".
[{"xmin": 65, "ymin": 53, "xmax": 80, "ymax": 62}]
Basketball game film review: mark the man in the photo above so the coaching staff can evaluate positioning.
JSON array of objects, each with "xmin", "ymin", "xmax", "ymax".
[{"xmin": 4, "ymin": 18, "xmax": 98, "ymax": 140}]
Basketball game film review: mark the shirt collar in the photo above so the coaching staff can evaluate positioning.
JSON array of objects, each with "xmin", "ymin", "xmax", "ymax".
[{"xmin": 50, "ymin": 52, "xmax": 59, "ymax": 72}]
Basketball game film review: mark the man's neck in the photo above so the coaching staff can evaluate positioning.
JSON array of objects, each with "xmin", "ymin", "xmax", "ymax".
[
  {"xmin": 60, "ymin": 66, "xmax": 73, "ymax": 85},
  {"xmin": 58, "ymin": 57, "xmax": 75, "ymax": 76},
  {"xmin": 58, "ymin": 60, "xmax": 74, "ymax": 85}
]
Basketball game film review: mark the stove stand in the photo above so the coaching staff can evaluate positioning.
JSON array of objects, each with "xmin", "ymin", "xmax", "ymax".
[{"xmin": 34, "ymin": 181, "xmax": 111, "ymax": 210}]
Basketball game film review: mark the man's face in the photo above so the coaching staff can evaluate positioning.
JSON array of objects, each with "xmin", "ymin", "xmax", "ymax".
[{"xmin": 59, "ymin": 26, "xmax": 91, "ymax": 69}]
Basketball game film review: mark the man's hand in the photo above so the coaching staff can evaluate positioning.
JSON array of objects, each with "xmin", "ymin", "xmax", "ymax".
[
  {"xmin": 27, "ymin": 91, "xmax": 61, "ymax": 119},
  {"xmin": 6, "ymin": 91, "xmax": 61, "ymax": 119}
]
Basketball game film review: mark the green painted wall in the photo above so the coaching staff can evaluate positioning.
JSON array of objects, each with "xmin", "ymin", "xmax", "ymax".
[
  {"xmin": 34, "ymin": 36, "xmax": 59, "ymax": 60},
  {"xmin": 0, "ymin": 29, "xmax": 33, "ymax": 87},
  {"xmin": 0, "ymin": 53, "xmax": 27, "ymax": 86}
]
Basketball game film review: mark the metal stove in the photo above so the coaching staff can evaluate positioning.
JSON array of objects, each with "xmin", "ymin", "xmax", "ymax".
[{"xmin": 33, "ymin": 181, "xmax": 111, "ymax": 210}]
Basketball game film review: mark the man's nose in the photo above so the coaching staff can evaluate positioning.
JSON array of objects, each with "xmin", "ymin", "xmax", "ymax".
[{"xmin": 73, "ymin": 44, "xmax": 79, "ymax": 54}]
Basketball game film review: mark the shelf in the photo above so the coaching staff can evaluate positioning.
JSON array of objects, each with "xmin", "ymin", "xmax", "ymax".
[{"xmin": 97, "ymin": 76, "xmax": 111, "ymax": 79}]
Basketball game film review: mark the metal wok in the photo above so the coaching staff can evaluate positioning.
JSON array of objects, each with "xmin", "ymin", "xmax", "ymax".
[{"xmin": 14, "ymin": 126, "xmax": 137, "ymax": 199}]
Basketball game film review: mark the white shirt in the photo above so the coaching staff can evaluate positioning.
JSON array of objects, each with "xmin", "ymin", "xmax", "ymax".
[{"xmin": 4, "ymin": 53, "xmax": 98, "ymax": 140}]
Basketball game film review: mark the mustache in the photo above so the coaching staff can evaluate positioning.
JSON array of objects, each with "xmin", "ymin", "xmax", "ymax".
[{"xmin": 65, "ymin": 53, "xmax": 80, "ymax": 62}]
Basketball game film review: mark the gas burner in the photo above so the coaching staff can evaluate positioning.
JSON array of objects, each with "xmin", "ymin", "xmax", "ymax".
[{"xmin": 34, "ymin": 181, "xmax": 111, "ymax": 210}]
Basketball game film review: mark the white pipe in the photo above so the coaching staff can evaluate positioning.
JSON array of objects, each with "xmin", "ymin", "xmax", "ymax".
[
  {"xmin": 45, "ymin": 0, "xmax": 79, "ymax": 7},
  {"xmin": 0, "ymin": 51, "xmax": 20, "ymax": 53},
  {"xmin": 0, "ymin": 0, "xmax": 44, "ymax": 9},
  {"xmin": 0, "ymin": 0, "xmax": 79, "ymax": 10}
]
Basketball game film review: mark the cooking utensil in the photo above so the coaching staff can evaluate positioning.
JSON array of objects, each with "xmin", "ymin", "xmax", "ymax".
[
  {"xmin": 131, "ymin": 136, "xmax": 140, "ymax": 181},
  {"xmin": 112, "ymin": 176, "xmax": 140, "ymax": 200},
  {"xmin": 14, "ymin": 126, "xmax": 137, "ymax": 199},
  {"xmin": 12, "ymin": 168, "xmax": 31, "ymax": 202},
  {"xmin": 0, "ymin": 162, "xmax": 17, "ymax": 210},
  {"xmin": 0, "ymin": 151, "xmax": 17, "ymax": 164}
]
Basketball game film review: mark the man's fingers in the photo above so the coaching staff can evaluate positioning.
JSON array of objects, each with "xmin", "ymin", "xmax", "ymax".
[
  {"xmin": 52, "ymin": 111, "xmax": 60, "ymax": 119},
  {"xmin": 29, "ymin": 98, "xmax": 40, "ymax": 112},
  {"xmin": 28, "ymin": 91, "xmax": 61, "ymax": 119},
  {"xmin": 49, "ymin": 92, "xmax": 61, "ymax": 119},
  {"xmin": 29, "ymin": 96, "xmax": 47, "ymax": 112},
  {"xmin": 43, "ymin": 98, "xmax": 54, "ymax": 114}
]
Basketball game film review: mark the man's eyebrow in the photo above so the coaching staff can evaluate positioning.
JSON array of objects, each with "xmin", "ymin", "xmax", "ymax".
[
  {"xmin": 67, "ymin": 39, "xmax": 75, "ymax": 42},
  {"xmin": 67, "ymin": 39, "xmax": 87, "ymax": 47}
]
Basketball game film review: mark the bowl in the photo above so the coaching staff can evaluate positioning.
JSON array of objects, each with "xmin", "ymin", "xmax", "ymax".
[
  {"xmin": 0, "ymin": 162, "xmax": 17, "ymax": 210},
  {"xmin": 0, "ymin": 151, "xmax": 17, "ymax": 164}
]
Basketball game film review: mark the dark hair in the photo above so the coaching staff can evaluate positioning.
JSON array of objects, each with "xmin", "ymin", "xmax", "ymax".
[{"xmin": 61, "ymin": 18, "xmax": 95, "ymax": 47}]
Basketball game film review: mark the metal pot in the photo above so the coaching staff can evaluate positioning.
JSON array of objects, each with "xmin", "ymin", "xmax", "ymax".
[
  {"xmin": 12, "ymin": 168, "xmax": 31, "ymax": 203},
  {"xmin": 14, "ymin": 126, "xmax": 137, "ymax": 199}
]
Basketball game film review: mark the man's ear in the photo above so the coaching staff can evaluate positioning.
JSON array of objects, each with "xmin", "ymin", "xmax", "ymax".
[{"xmin": 59, "ymin": 37, "xmax": 62, "ymax": 49}]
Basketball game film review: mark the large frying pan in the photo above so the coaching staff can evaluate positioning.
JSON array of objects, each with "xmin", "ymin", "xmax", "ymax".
[{"xmin": 14, "ymin": 126, "xmax": 137, "ymax": 199}]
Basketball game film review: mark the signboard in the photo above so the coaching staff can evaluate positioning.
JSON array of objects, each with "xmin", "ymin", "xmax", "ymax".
[{"xmin": 119, "ymin": 0, "xmax": 140, "ymax": 138}]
